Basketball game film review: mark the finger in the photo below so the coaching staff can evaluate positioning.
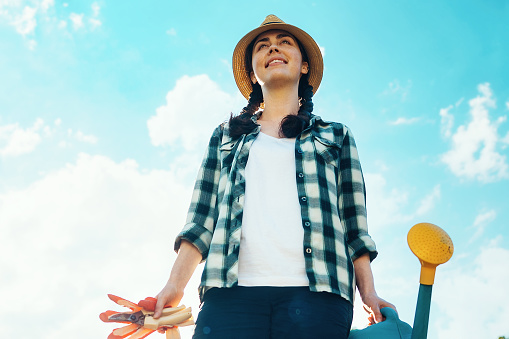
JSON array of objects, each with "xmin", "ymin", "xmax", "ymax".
[
  {"xmin": 387, "ymin": 302, "xmax": 398, "ymax": 313},
  {"xmin": 154, "ymin": 297, "xmax": 166, "ymax": 319},
  {"xmin": 367, "ymin": 314, "xmax": 375, "ymax": 326},
  {"xmin": 157, "ymin": 327, "xmax": 168, "ymax": 334},
  {"xmin": 379, "ymin": 301, "xmax": 397, "ymax": 315},
  {"xmin": 373, "ymin": 307, "xmax": 383, "ymax": 323}
]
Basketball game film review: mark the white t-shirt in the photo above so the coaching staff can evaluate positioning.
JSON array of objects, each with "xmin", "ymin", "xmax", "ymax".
[{"xmin": 238, "ymin": 132, "xmax": 308, "ymax": 286}]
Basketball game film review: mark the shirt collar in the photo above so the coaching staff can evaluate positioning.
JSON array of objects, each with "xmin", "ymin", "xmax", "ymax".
[
  {"xmin": 308, "ymin": 113, "xmax": 323, "ymax": 127},
  {"xmin": 250, "ymin": 111, "xmax": 263, "ymax": 125},
  {"xmin": 249, "ymin": 111, "xmax": 323, "ymax": 127}
]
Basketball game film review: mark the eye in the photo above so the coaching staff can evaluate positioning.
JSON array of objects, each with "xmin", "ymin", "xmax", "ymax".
[
  {"xmin": 256, "ymin": 43, "xmax": 268, "ymax": 51},
  {"xmin": 281, "ymin": 39, "xmax": 291, "ymax": 45}
]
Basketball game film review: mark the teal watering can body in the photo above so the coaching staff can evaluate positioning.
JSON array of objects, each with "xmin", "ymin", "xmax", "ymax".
[{"xmin": 349, "ymin": 307, "xmax": 412, "ymax": 339}]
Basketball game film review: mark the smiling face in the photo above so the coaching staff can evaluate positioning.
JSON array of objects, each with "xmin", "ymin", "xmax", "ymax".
[{"xmin": 249, "ymin": 29, "xmax": 309, "ymax": 90}]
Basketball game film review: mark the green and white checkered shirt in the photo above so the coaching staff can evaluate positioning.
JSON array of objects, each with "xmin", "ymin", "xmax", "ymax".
[{"xmin": 175, "ymin": 113, "xmax": 377, "ymax": 304}]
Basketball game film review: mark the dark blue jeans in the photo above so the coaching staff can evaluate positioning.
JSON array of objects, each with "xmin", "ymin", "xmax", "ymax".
[{"xmin": 193, "ymin": 286, "xmax": 353, "ymax": 339}]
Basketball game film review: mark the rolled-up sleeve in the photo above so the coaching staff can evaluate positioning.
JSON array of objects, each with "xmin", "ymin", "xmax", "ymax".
[
  {"xmin": 174, "ymin": 126, "xmax": 222, "ymax": 261},
  {"xmin": 339, "ymin": 127, "xmax": 378, "ymax": 262}
]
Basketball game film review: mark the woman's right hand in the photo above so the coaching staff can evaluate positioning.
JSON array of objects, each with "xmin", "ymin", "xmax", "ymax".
[{"xmin": 153, "ymin": 283, "xmax": 185, "ymax": 319}]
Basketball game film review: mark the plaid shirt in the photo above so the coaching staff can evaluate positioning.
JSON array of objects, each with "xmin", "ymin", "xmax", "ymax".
[{"xmin": 175, "ymin": 113, "xmax": 377, "ymax": 304}]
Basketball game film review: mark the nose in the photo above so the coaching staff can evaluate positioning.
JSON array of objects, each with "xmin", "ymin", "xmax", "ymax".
[{"xmin": 269, "ymin": 44, "xmax": 279, "ymax": 54}]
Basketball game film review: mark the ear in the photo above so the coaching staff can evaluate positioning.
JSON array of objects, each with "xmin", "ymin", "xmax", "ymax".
[
  {"xmin": 301, "ymin": 62, "xmax": 309, "ymax": 75},
  {"xmin": 250, "ymin": 71, "xmax": 258, "ymax": 84}
]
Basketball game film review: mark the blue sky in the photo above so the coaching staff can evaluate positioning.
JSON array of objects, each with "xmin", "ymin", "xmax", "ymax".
[{"xmin": 1, "ymin": 1, "xmax": 508, "ymax": 338}]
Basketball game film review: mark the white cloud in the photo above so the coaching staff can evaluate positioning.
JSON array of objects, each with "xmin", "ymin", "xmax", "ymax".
[
  {"xmin": 439, "ymin": 105, "xmax": 454, "ymax": 138},
  {"xmin": 381, "ymin": 79, "xmax": 412, "ymax": 101},
  {"xmin": 147, "ymin": 74, "xmax": 242, "ymax": 152},
  {"xmin": 506, "ymin": 101, "xmax": 509, "ymax": 110},
  {"xmin": 0, "ymin": 118, "xmax": 98, "ymax": 154},
  {"xmin": 43, "ymin": 125, "xmax": 52, "ymax": 136},
  {"xmin": 364, "ymin": 173, "xmax": 441, "ymax": 239},
  {"xmin": 89, "ymin": 1, "xmax": 101, "ymax": 29},
  {"xmin": 0, "ymin": 118, "xmax": 44, "ymax": 156},
  {"xmin": 220, "ymin": 58, "xmax": 230, "ymax": 69},
  {"xmin": 69, "ymin": 12, "xmax": 84, "ymax": 30},
  {"xmin": 365, "ymin": 174, "xmax": 440, "ymax": 231},
  {"xmin": 12, "ymin": 5, "xmax": 37, "ymax": 35},
  {"xmin": 473, "ymin": 209, "xmax": 496, "ymax": 228},
  {"xmin": 0, "ymin": 153, "xmax": 198, "ymax": 338},
  {"xmin": 389, "ymin": 117, "xmax": 420, "ymax": 125},
  {"xmin": 468, "ymin": 209, "xmax": 496, "ymax": 243},
  {"xmin": 26, "ymin": 38, "xmax": 36, "ymax": 50},
  {"xmin": 0, "ymin": 1, "xmax": 20, "ymax": 17},
  {"xmin": 416, "ymin": 184, "xmax": 441, "ymax": 215},
  {"xmin": 318, "ymin": 44, "xmax": 325, "ymax": 57},
  {"xmin": 66, "ymin": 128, "xmax": 98, "ymax": 144},
  {"xmin": 434, "ymin": 238, "xmax": 509, "ymax": 338},
  {"xmin": 89, "ymin": 17, "xmax": 101, "ymax": 29},
  {"xmin": 1, "ymin": 1, "xmax": 54, "ymax": 38},
  {"xmin": 40, "ymin": 0, "xmax": 53, "ymax": 12},
  {"xmin": 91, "ymin": 1, "xmax": 100, "ymax": 17},
  {"xmin": 365, "ymin": 173, "xmax": 410, "ymax": 228},
  {"xmin": 74, "ymin": 130, "xmax": 98, "ymax": 144},
  {"xmin": 440, "ymin": 83, "xmax": 509, "ymax": 182},
  {"xmin": 0, "ymin": 1, "xmax": 103, "ymax": 39},
  {"xmin": 166, "ymin": 27, "xmax": 177, "ymax": 36},
  {"xmin": 503, "ymin": 131, "xmax": 509, "ymax": 146}
]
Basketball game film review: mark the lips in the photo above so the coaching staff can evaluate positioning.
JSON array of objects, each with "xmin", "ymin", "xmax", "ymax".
[{"xmin": 266, "ymin": 57, "xmax": 287, "ymax": 67}]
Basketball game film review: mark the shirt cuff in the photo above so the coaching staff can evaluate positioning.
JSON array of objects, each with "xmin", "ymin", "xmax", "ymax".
[
  {"xmin": 348, "ymin": 234, "xmax": 378, "ymax": 262},
  {"xmin": 174, "ymin": 222, "xmax": 213, "ymax": 262}
]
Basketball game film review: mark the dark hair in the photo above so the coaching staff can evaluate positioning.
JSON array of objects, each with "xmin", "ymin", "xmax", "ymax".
[{"xmin": 228, "ymin": 37, "xmax": 314, "ymax": 139}]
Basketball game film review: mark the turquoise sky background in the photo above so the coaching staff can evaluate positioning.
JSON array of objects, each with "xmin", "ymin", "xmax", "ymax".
[{"xmin": 1, "ymin": 1, "xmax": 508, "ymax": 338}]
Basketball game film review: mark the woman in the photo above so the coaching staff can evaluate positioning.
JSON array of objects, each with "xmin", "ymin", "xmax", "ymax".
[{"xmin": 154, "ymin": 15, "xmax": 395, "ymax": 338}]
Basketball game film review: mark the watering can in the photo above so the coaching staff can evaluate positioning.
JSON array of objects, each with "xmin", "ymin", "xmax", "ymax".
[{"xmin": 349, "ymin": 223, "xmax": 454, "ymax": 339}]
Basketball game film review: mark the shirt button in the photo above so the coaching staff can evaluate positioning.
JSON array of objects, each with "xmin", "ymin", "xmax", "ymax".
[
  {"xmin": 301, "ymin": 196, "xmax": 307, "ymax": 202},
  {"xmin": 297, "ymin": 149, "xmax": 303, "ymax": 154},
  {"xmin": 298, "ymin": 173, "xmax": 304, "ymax": 178},
  {"xmin": 304, "ymin": 221, "xmax": 311, "ymax": 227},
  {"xmin": 305, "ymin": 248, "xmax": 312, "ymax": 254}
]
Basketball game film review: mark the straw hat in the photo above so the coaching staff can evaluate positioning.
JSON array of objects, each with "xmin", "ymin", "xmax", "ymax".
[{"xmin": 232, "ymin": 14, "xmax": 324, "ymax": 100}]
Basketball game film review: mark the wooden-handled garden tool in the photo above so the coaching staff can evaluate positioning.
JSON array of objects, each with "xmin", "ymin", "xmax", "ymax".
[
  {"xmin": 100, "ymin": 294, "xmax": 194, "ymax": 339},
  {"xmin": 407, "ymin": 222, "xmax": 454, "ymax": 339}
]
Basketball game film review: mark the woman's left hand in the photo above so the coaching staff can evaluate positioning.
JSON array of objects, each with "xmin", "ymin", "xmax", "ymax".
[{"xmin": 361, "ymin": 293, "xmax": 397, "ymax": 325}]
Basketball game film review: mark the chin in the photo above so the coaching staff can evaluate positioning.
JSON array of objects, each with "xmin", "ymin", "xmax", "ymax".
[{"xmin": 262, "ymin": 73, "xmax": 301, "ymax": 87}]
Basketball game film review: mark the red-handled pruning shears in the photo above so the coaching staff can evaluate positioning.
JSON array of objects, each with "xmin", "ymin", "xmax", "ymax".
[{"xmin": 100, "ymin": 294, "xmax": 194, "ymax": 339}]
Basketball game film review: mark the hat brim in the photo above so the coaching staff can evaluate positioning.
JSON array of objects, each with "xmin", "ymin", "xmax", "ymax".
[{"xmin": 233, "ymin": 22, "xmax": 324, "ymax": 100}]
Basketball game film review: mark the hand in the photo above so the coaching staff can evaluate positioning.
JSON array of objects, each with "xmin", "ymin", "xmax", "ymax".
[
  {"xmin": 153, "ymin": 283, "xmax": 184, "ymax": 319},
  {"xmin": 151, "ymin": 240, "xmax": 201, "ymax": 327},
  {"xmin": 361, "ymin": 293, "xmax": 397, "ymax": 325}
]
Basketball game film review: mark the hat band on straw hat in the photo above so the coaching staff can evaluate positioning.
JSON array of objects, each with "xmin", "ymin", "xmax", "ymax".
[{"xmin": 232, "ymin": 14, "xmax": 324, "ymax": 100}]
